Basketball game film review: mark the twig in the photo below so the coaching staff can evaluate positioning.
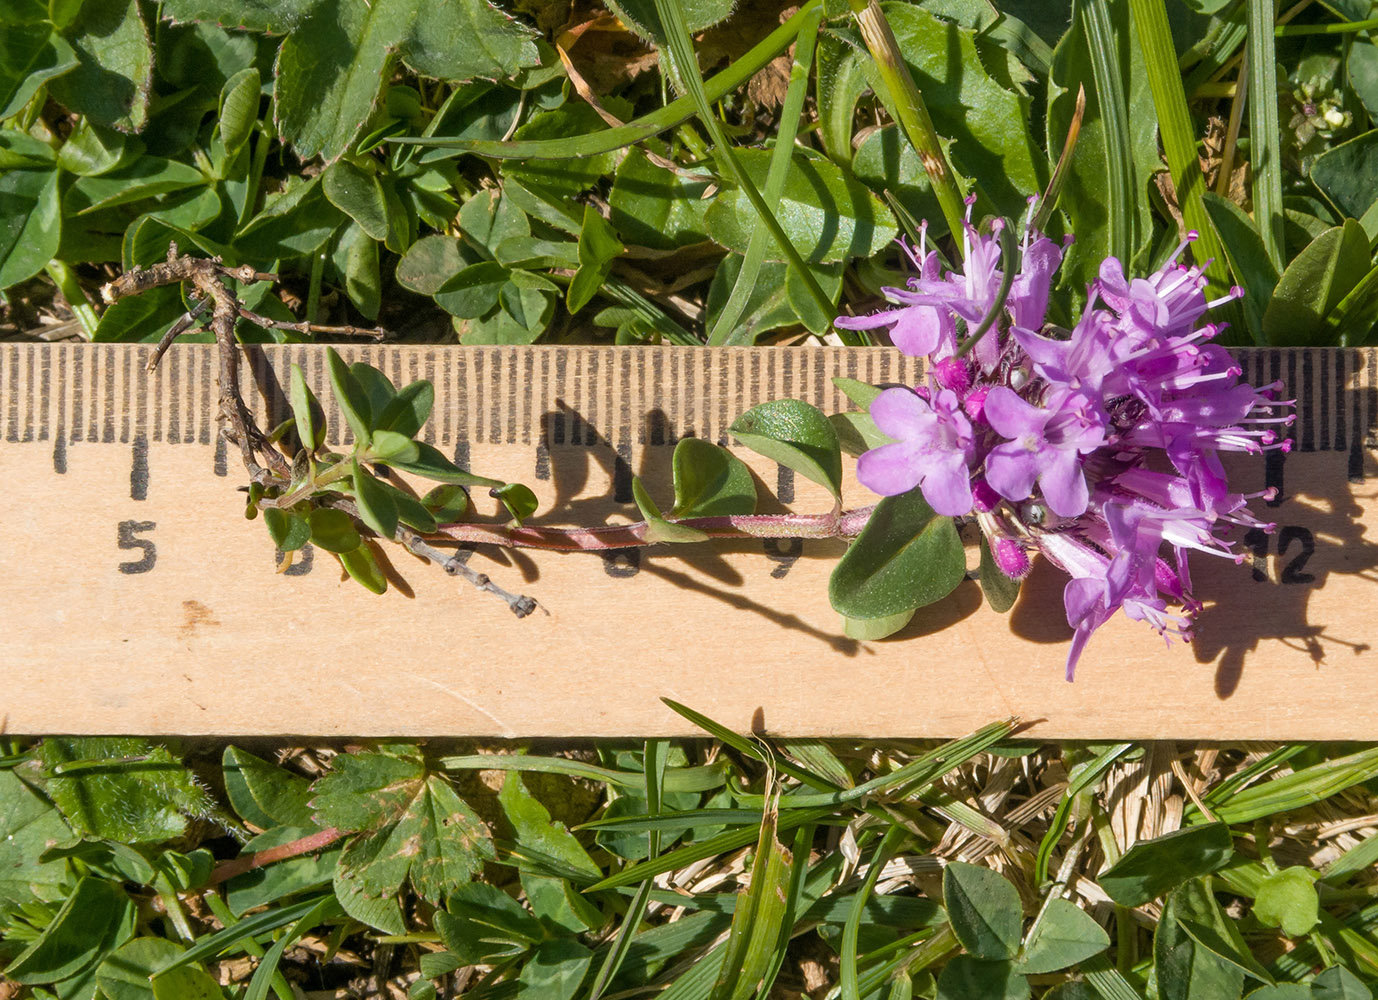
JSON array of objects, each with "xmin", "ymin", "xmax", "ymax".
[
  {"xmin": 208, "ymin": 826, "xmax": 344, "ymax": 886},
  {"xmin": 434, "ymin": 507, "xmax": 876, "ymax": 552}
]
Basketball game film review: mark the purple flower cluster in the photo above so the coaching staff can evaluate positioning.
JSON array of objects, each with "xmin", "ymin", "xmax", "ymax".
[{"xmin": 838, "ymin": 204, "xmax": 1294, "ymax": 678}]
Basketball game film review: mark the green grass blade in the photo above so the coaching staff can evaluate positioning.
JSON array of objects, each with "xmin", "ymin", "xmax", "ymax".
[
  {"xmin": 439, "ymin": 753, "xmax": 727, "ymax": 794},
  {"xmin": 1082, "ymin": 0, "xmax": 1134, "ymax": 264},
  {"xmin": 1247, "ymin": 0, "xmax": 1284, "ymax": 269},
  {"xmin": 708, "ymin": 7, "xmax": 838, "ymax": 345},
  {"xmin": 1128, "ymin": 0, "xmax": 1237, "ymax": 300},
  {"xmin": 585, "ymin": 807, "xmax": 836, "ymax": 892},
  {"xmin": 847, "ymin": 0, "xmax": 967, "ymax": 236},
  {"xmin": 393, "ymin": 1, "xmax": 822, "ymax": 159},
  {"xmin": 587, "ymin": 741, "xmax": 669, "ymax": 999},
  {"xmin": 650, "ymin": 0, "xmax": 838, "ymax": 329},
  {"xmin": 1209, "ymin": 746, "xmax": 1378, "ymax": 826},
  {"xmin": 841, "ymin": 825, "xmax": 908, "ymax": 1000},
  {"xmin": 1036, "ymin": 743, "xmax": 1134, "ymax": 885},
  {"xmin": 661, "ymin": 698, "xmax": 842, "ymax": 791},
  {"xmin": 154, "ymin": 895, "xmax": 332, "ymax": 974},
  {"xmin": 706, "ymin": 793, "xmax": 794, "ymax": 1000}
]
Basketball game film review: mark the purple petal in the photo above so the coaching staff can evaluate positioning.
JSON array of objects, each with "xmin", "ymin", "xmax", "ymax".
[
  {"xmin": 984, "ymin": 442, "xmax": 1039, "ymax": 502},
  {"xmin": 922, "ymin": 453, "xmax": 975, "ymax": 515},
  {"xmin": 857, "ymin": 442, "xmax": 923, "ymax": 496},
  {"xmin": 889, "ymin": 305, "xmax": 946, "ymax": 356},
  {"xmin": 1038, "ymin": 450, "xmax": 1089, "ymax": 517},
  {"xmin": 982, "ymin": 387, "xmax": 1043, "ymax": 438},
  {"xmin": 869, "ymin": 387, "xmax": 933, "ymax": 440}
]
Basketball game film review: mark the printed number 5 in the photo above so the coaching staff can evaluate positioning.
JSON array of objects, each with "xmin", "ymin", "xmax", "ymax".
[{"xmin": 117, "ymin": 520, "xmax": 156, "ymax": 574}]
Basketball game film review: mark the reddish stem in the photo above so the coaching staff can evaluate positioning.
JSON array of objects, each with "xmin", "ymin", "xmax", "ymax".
[
  {"xmin": 435, "ymin": 507, "xmax": 877, "ymax": 551},
  {"xmin": 208, "ymin": 827, "xmax": 344, "ymax": 886}
]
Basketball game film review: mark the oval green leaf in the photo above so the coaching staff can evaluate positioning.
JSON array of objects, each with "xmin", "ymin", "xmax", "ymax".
[
  {"xmin": 704, "ymin": 147, "xmax": 896, "ymax": 264},
  {"xmin": 308, "ymin": 507, "xmax": 361, "ymax": 553},
  {"xmin": 1018, "ymin": 898, "xmax": 1110, "ymax": 974},
  {"xmin": 1098, "ymin": 823, "xmax": 1235, "ymax": 907},
  {"xmin": 340, "ymin": 542, "xmax": 387, "ymax": 594},
  {"xmin": 979, "ymin": 538, "xmax": 1022, "ymax": 614},
  {"xmin": 730, "ymin": 399, "xmax": 842, "ymax": 499},
  {"xmin": 669, "ymin": 438, "xmax": 756, "ymax": 519},
  {"xmin": 288, "ymin": 363, "xmax": 322, "ymax": 453},
  {"xmin": 942, "ymin": 861, "xmax": 1024, "ymax": 961},
  {"xmin": 492, "ymin": 482, "xmax": 538, "ymax": 526},
  {"xmin": 352, "ymin": 461, "xmax": 399, "ymax": 539},
  {"xmin": 264, "ymin": 508, "xmax": 310, "ymax": 552},
  {"xmin": 829, "ymin": 489, "xmax": 965, "ymax": 619}
]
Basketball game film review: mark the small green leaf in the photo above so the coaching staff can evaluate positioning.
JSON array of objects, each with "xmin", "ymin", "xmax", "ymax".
[
  {"xmin": 314, "ymin": 750, "xmax": 493, "ymax": 903},
  {"xmin": 389, "ymin": 442, "xmax": 502, "ymax": 487},
  {"xmin": 375, "ymin": 380, "xmax": 434, "ymax": 438},
  {"xmin": 829, "ymin": 411, "xmax": 889, "ymax": 458},
  {"xmin": 1201, "ymin": 192, "xmax": 1278, "ymax": 343},
  {"xmin": 1175, "ymin": 880, "xmax": 1274, "ymax": 985},
  {"xmin": 368, "ymin": 429, "xmax": 420, "ymax": 464},
  {"xmin": 367, "ymin": 479, "xmax": 438, "ymax": 533},
  {"xmin": 608, "ymin": 148, "xmax": 712, "ymax": 250},
  {"xmin": 1262, "ymin": 221, "xmax": 1370, "ymax": 346},
  {"xmin": 353, "ymin": 461, "xmax": 399, "ymax": 539},
  {"xmin": 943, "ymin": 861, "xmax": 1024, "ymax": 961},
  {"xmin": 289, "ymin": 363, "xmax": 323, "ymax": 452},
  {"xmin": 1018, "ymin": 898, "xmax": 1110, "ymax": 974},
  {"xmin": 935, "ymin": 955, "xmax": 1030, "ymax": 1000},
  {"xmin": 842, "ymin": 608, "xmax": 916, "ymax": 640},
  {"xmin": 1098, "ymin": 823, "xmax": 1235, "ymax": 907},
  {"xmin": 350, "ymin": 362, "xmax": 396, "ymax": 422},
  {"xmin": 324, "ymin": 158, "xmax": 392, "ymax": 243},
  {"xmin": 340, "ymin": 542, "xmax": 388, "ymax": 594},
  {"xmin": 1310, "ymin": 966, "xmax": 1374, "ymax": 1000},
  {"xmin": 222, "ymin": 747, "xmax": 315, "ymax": 830},
  {"xmin": 669, "ymin": 438, "xmax": 756, "ymax": 519},
  {"xmin": 264, "ymin": 508, "xmax": 310, "ymax": 552},
  {"xmin": 5, "ymin": 876, "xmax": 134, "ymax": 985},
  {"xmin": 98, "ymin": 937, "xmax": 222, "ymax": 1000},
  {"xmin": 308, "ymin": 507, "xmax": 361, "ymax": 553},
  {"xmin": 829, "ymin": 489, "xmax": 965, "ymax": 619},
  {"xmin": 0, "ymin": 166, "xmax": 61, "ymax": 291},
  {"xmin": 518, "ymin": 938, "xmax": 593, "ymax": 1000},
  {"xmin": 422, "ymin": 484, "xmax": 471, "ymax": 522},
  {"xmin": 397, "ymin": 235, "xmax": 476, "ymax": 294},
  {"xmin": 704, "ymin": 147, "xmax": 897, "ymax": 264},
  {"xmin": 435, "ymin": 260, "xmax": 508, "ymax": 318},
  {"xmin": 730, "ymin": 399, "xmax": 842, "ymax": 499},
  {"xmin": 218, "ymin": 66, "xmax": 261, "ymax": 158},
  {"xmin": 568, "ymin": 204, "xmax": 624, "ymax": 314},
  {"xmin": 436, "ymin": 882, "xmax": 544, "ymax": 963},
  {"xmin": 1155, "ymin": 881, "xmax": 1245, "ymax": 1000},
  {"xmin": 1252, "ymin": 867, "xmax": 1320, "ymax": 938},
  {"xmin": 47, "ymin": 0, "xmax": 153, "ymax": 133},
  {"xmin": 978, "ymin": 538, "xmax": 1021, "ymax": 614},
  {"xmin": 632, "ymin": 476, "xmax": 709, "ymax": 543},
  {"xmin": 833, "ymin": 376, "xmax": 884, "ymax": 410},
  {"xmin": 326, "ymin": 348, "xmax": 372, "ymax": 446},
  {"xmin": 492, "ymin": 482, "xmax": 539, "ymax": 526}
]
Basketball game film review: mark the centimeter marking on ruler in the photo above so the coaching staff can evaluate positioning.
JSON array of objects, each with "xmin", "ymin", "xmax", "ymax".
[{"xmin": 2, "ymin": 344, "xmax": 1375, "ymax": 471}]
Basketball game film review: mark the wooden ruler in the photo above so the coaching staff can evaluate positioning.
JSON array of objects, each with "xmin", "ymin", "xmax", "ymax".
[{"xmin": 1, "ymin": 343, "xmax": 1374, "ymax": 739}]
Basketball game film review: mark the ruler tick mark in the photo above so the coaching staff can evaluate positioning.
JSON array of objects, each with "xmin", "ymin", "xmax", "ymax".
[{"xmin": 131, "ymin": 433, "xmax": 150, "ymax": 501}]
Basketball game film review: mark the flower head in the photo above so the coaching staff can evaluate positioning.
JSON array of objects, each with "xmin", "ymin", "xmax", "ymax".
[{"xmin": 842, "ymin": 209, "xmax": 1293, "ymax": 678}]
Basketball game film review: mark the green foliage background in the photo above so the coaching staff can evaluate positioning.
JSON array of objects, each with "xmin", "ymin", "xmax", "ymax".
[{"xmin": 5, "ymin": 0, "xmax": 1378, "ymax": 996}]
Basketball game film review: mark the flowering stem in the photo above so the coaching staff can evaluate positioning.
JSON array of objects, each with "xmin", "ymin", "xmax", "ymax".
[
  {"xmin": 435, "ymin": 507, "xmax": 876, "ymax": 552},
  {"xmin": 848, "ymin": 0, "xmax": 968, "ymax": 238}
]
